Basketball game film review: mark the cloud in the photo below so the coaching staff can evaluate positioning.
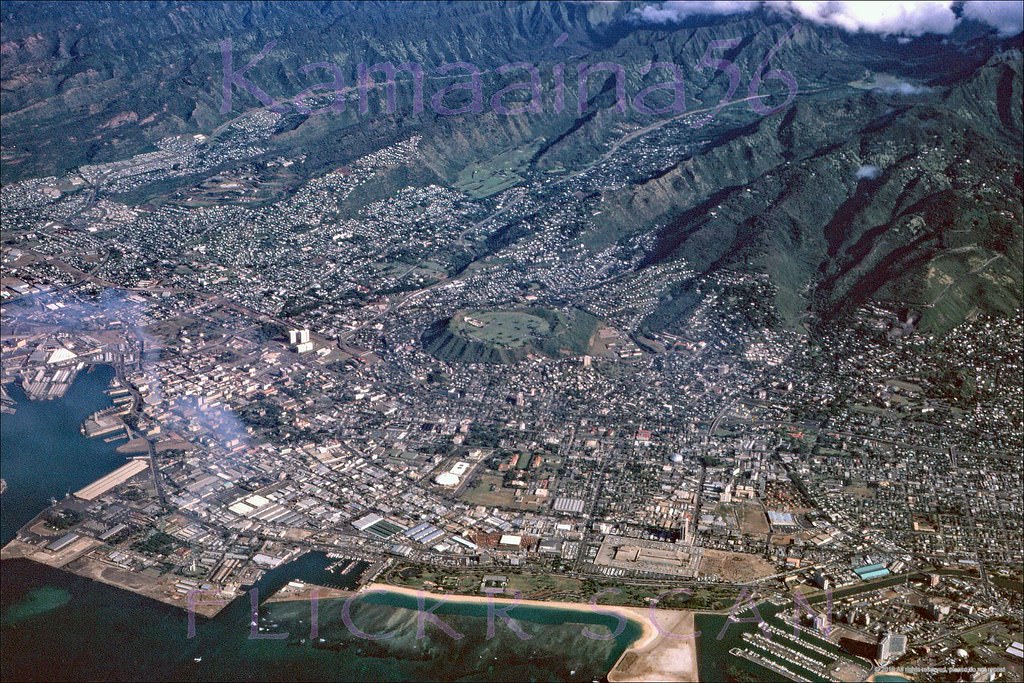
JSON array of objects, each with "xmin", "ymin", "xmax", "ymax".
[
  {"xmin": 962, "ymin": 0, "xmax": 1024, "ymax": 36},
  {"xmin": 632, "ymin": 1, "xmax": 760, "ymax": 24},
  {"xmin": 855, "ymin": 164, "xmax": 881, "ymax": 179},
  {"xmin": 875, "ymin": 81, "xmax": 931, "ymax": 95},
  {"xmin": 631, "ymin": 0, "xmax": 1024, "ymax": 37},
  {"xmin": 769, "ymin": 1, "xmax": 958, "ymax": 36}
]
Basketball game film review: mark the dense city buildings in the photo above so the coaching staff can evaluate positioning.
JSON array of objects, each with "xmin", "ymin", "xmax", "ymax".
[{"xmin": 2, "ymin": 2, "xmax": 1022, "ymax": 682}]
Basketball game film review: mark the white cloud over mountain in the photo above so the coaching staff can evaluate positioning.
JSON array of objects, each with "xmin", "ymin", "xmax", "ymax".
[
  {"xmin": 771, "ymin": 1, "xmax": 958, "ymax": 36},
  {"xmin": 633, "ymin": 1, "xmax": 760, "ymax": 24},
  {"xmin": 632, "ymin": 1, "xmax": 1023, "ymax": 38}
]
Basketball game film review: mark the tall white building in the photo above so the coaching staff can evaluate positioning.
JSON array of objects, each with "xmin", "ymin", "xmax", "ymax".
[
  {"xmin": 877, "ymin": 633, "xmax": 908, "ymax": 663},
  {"xmin": 288, "ymin": 329, "xmax": 312, "ymax": 352}
]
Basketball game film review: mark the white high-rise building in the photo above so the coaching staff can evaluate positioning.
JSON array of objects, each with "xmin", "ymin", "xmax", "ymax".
[
  {"xmin": 877, "ymin": 633, "xmax": 908, "ymax": 663},
  {"xmin": 288, "ymin": 329, "xmax": 312, "ymax": 349}
]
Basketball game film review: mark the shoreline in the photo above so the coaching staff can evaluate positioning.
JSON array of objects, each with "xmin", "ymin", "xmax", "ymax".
[
  {"xmin": 264, "ymin": 581, "xmax": 353, "ymax": 604},
  {"xmin": 2, "ymin": 542, "xmax": 701, "ymax": 682},
  {"xmin": 267, "ymin": 581, "xmax": 698, "ymax": 682},
  {"xmin": 361, "ymin": 583, "xmax": 699, "ymax": 682},
  {"xmin": 1, "ymin": 540, "xmax": 234, "ymax": 618},
  {"xmin": 362, "ymin": 581, "xmax": 662, "ymax": 649}
]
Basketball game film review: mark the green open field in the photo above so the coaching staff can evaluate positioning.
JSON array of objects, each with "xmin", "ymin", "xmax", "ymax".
[
  {"xmin": 454, "ymin": 144, "xmax": 539, "ymax": 199},
  {"xmin": 461, "ymin": 473, "xmax": 518, "ymax": 507},
  {"xmin": 381, "ymin": 564, "xmax": 741, "ymax": 609},
  {"xmin": 369, "ymin": 260, "xmax": 447, "ymax": 285},
  {"xmin": 455, "ymin": 310, "xmax": 552, "ymax": 348},
  {"xmin": 425, "ymin": 307, "xmax": 600, "ymax": 364}
]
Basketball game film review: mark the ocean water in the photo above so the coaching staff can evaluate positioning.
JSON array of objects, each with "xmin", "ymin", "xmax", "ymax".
[
  {"xmin": 2, "ymin": 553, "xmax": 641, "ymax": 682},
  {"xmin": 695, "ymin": 602, "xmax": 870, "ymax": 682},
  {"xmin": 1, "ymin": 369, "xmax": 641, "ymax": 681},
  {"xmin": 1, "ymin": 365, "xmax": 125, "ymax": 545}
]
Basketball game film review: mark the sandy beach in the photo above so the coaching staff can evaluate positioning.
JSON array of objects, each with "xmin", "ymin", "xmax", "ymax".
[
  {"xmin": 361, "ymin": 582, "xmax": 656, "ymax": 642},
  {"xmin": 606, "ymin": 609, "xmax": 699, "ymax": 682},
  {"xmin": 357, "ymin": 583, "xmax": 699, "ymax": 682},
  {"xmin": 264, "ymin": 580, "xmax": 699, "ymax": 681},
  {"xmin": 2, "ymin": 541, "xmax": 700, "ymax": 681}
]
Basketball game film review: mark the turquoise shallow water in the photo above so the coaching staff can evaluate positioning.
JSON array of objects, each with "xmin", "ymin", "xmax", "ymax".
[{"xmin": 1, "ymin": 369, "xmax": 640, "ymax": 681}]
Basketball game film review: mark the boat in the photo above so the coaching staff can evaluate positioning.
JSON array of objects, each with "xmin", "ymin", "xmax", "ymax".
[{"xmin": 193, "ymin": 657, "xmax": 202, "ymax": 663}]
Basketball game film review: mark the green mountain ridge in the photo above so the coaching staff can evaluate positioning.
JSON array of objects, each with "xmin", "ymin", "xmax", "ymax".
[{"xmin": 2, "ymin": 1, "xmax": 1021, "ymax": 337}]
